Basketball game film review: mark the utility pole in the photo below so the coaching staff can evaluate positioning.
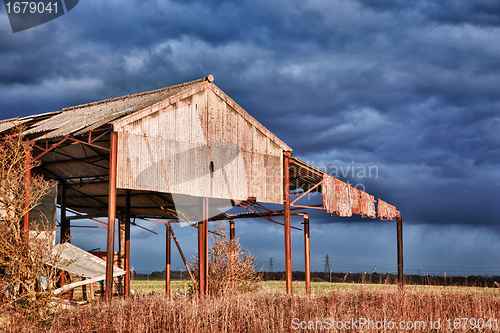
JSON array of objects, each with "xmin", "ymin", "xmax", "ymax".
[{"xmin": 269, "ymin": 257, "xmax": 274, "ymax": 273}]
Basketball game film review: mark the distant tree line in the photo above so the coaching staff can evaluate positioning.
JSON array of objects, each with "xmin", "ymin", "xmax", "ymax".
[{"xmin": 137, "ymin": 270, "xmax": 500, "ymax": 288}]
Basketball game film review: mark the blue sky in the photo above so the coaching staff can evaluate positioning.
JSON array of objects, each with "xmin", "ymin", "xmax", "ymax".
[{"xmin": 1, "ymin": 0, "xmax": 500, "ymax": 276}]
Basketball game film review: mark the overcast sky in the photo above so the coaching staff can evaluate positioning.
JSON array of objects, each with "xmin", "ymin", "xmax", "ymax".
[{"xmin": 1, "ymin": 0, "xmax": 500, "ymax": 277}]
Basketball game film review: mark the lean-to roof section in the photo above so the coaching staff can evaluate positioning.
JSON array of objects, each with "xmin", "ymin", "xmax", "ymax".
[
  {"xmin": 289, "ymin": 157, "xmax": 395, "ymax": 220},
  {"xmin": 22, "ymin": 78, "xmax": 208, "ymax": 140}
]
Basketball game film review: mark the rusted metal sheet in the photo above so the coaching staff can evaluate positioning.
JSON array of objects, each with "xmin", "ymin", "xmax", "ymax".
[
  {"xmin": 360, "ymin": 191, "xmax": 376, "ymax": 218},
  {"xmin": 377, "ymin": 198, "xmax": 397, "ymax": 220},
  {"xmin": 322, "ymin": 175, "xmax": 351, "ymax": 216},
  {"xmin": 322, "ymin": 173, "xmax": 379, "ymax": 218},
  {"xmin": 335, "ymin": 179, "xmax": 351, "ymax": 217},
  {"xmin": 322, "ymin": 175, "xmax": 336, "ymax": 215},
  {"xmin": 349, "ymin": 185, "xmax": 362, "ymax": 215}
]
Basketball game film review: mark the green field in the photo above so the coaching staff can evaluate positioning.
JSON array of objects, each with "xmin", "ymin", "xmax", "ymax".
[{"xmin": 132, "ymin": 278, "xmax": 500, "ymax": 296}]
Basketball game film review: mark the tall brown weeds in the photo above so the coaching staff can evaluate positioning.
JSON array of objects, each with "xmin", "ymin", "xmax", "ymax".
[{"xmin": 4, "ymin": 285, "xmax": 499, "ymax": 332}]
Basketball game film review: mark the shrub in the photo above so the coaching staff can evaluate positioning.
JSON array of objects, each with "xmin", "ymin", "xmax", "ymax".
[{"xmin": 190, "ymin": 222, "xmax": 261, "ymax": 296}]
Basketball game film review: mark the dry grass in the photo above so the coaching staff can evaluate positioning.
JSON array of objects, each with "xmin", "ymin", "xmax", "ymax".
[{"xmin": 3, "ymin": 283, "xmax": 499, "ymax": 332}]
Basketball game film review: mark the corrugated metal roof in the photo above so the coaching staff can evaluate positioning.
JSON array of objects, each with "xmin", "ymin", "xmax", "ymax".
[
  {"xmin": 52, "ymin": 242, "xmax": 124, "ymax": 279},
  {"xmin": 21, "ymin": 77, "xmax": 208, "ymax": 140},
  {"xmin": 0, "ymin": 118, "xmax": 24, "ymax": 133},
  {"xmin": 289, "ymin": 157, "xmax": 324, "ymax": 192}
]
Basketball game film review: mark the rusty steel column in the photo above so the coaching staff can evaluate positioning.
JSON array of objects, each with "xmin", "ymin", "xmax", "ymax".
[
  {"xmin": 198, "ymin": 218, "xmax": 205, "ymax": 297},
  {"xmin": 397, "ymin": 214, "xmax": 404, "ymax": 288},
  {"xmin": 166, "ymin": 223, "xmax": 171, "ymax": 296},
  {"xmin": 59, "ymin": 180, "xmax": 67, "ymax": 292},
  {"xmin": 229, "ymin": 219, "xmax": 235, "ymax": 290},
  {"xmin": 198, "ymin": 197, "xmax": 206, "ymax": 297},
  {"xmin": 105, "ymin": 131, "xmax": 118, "ymax": 302},
  {"xmin": 60, "ymin": 179, "xmax": 70, "ymax": 243},
  {"xmin": 303, "ymin": 214, "xmax": 311, "ymax": 295},
  {"xmin": 23, "ymin": 149, "xmax": 31, "ymax": 232},
  {"xmin": 204, "ymin": 197, "xmax": 209, "ymax": 295},
  {"xmin": 117, "ymin": 217, "xmax": 125, "ymax": 296},
  {"xmin": 124, "ymin": 189, "xmax": 131, "ymax": 298},
  {"xmin": 283, "ymin": 151, "xmax": 293, "ymax": 295}
]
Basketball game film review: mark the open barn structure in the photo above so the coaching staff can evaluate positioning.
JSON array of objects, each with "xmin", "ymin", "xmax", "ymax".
[{"xmin": 0, "ymin": 75, "xmax": 403, "ymax": 299}]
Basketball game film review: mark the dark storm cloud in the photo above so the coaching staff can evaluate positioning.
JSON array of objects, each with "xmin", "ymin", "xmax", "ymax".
[{"xmin": 358, "ymin": 0, "xmax": 500, "ymax": 27}]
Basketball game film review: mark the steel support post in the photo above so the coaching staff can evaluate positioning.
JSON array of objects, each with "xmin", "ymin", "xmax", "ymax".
[
  {"xmin": 397, "ymin": 214, "xmax": 404, "ymax": 288},
  {"xmin": 23, "ymin": 149, "xmax": 31, "ymax": 232},
  {"xmin": 198, "ymin": 197, "xmax": 206, "ymax": 297},
  {"xmin": 283, "ymin": 151, "xmax": 293, "ymax": 295},
  {"xmin": 118, "ymin": 217, "xmax": 125, "ymax": 296},
  {"xmin": 198, "ymin": 219, "xmax": 205, "ymax": 296},
  {"xmin": 166, "ymin": 223, "xmax": 171, "ymax": 296},
  {"xmin": 105, "ymin": 131, "xmax": 118, "ymax": 302},
  {"xmin": 60, "ymin": 179, "xmax": 70, "ymax": 243},
  {"xmin": 124, "ymin": 190, "xmax": 131, "ymax": 298},
  {"xmin": 229, "ymin": 219, "xmax": 235, "ymax": 290},
  {"xmin": 59, "ymin": 180, "xmax": 68, "ymax": 293},
  {"xmin": 204, "ymin": 197, "xmax": 209, "ymax": 294},
  {"xmin": 303, "ymin": 214, "xmax": 311, "ymax": 295}
]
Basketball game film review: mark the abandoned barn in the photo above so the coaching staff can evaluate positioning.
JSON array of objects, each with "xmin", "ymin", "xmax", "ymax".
[{"xmin": 0, "ymin": 75, "xmax": 402, "ymax": 299}]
